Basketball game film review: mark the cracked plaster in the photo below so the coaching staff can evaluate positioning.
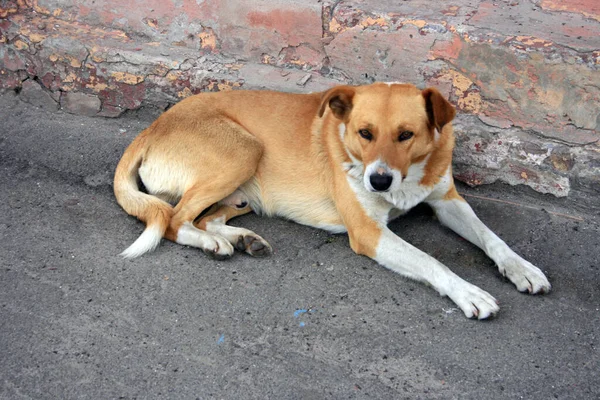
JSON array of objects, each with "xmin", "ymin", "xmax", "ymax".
[{"xmin": 0, "ymin": 0, "xmax": 598, "ymax": 200}]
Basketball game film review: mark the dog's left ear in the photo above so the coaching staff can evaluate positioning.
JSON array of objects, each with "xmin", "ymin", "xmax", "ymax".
[
  {"xmin": 422, "ymin": 88, "xmax": 456, "ymax": 131},
  {"xmin": 318, "ymin": 85, "xmax": 356, "ymax": 120}
]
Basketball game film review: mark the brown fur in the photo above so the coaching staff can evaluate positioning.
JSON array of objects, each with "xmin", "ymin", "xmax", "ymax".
[
  {"xmin": 114, "ymin": 83, "xmax": 456, "ymax": 258},
  {"xmin": 113, "ymin": 82, "xmax": 557, "ymax": 321}
]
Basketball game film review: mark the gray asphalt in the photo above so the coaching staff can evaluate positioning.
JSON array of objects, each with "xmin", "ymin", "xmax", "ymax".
[{"xmin": 1, "ymin": 90, "xmax": 598, "ymax": 399}]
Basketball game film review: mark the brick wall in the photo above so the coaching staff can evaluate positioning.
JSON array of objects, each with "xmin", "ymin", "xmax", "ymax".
[{"xmin": 1, "ymin": 0, "xmax": 599, "ymax": 201}]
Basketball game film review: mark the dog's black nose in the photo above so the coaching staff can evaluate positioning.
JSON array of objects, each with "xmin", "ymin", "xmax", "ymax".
[{"xmin": 370, "ymin": 173, "xmax": 393, "ymax": 191}]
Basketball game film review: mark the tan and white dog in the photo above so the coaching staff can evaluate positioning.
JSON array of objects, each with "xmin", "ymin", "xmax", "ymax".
[{"xmin": 114, "ymin": 83, "xmax": 551, "ymax": 319}]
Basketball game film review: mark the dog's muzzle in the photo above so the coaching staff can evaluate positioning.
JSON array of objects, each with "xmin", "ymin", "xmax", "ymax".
[{"xmin": 369, "ymin": 172, "xmax": 393, "ymax": 192}]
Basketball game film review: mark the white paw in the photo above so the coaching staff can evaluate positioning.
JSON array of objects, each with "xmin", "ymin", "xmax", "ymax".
[
  {"xmin": 201, "ymin": 234, "xmax": 234, "ymax": 260},
  {"xmin": 448, "ymin": 282, "xmax": 500, "ymax": 320},
  {"xmin": 497, "ymin": 252, "xmax": 551, "ymax": 294}
]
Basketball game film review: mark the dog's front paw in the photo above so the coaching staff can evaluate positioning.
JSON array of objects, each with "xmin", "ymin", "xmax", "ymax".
[
  {"xmin": 448, "ymin": 282, "xmax": 500, "ymax": 320},
  {"xmin": 497, "ymin": 252, "xmax": 551, "ymax": 294}
]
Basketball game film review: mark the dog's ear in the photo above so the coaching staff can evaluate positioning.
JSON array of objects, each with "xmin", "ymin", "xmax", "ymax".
[
  {"xmin": 422, "ymin": 87, "xmax": 456, "ymax": 130},
  {"xmin": 318, "ymin": 86, "xmax": 355, "ymax": 120}
]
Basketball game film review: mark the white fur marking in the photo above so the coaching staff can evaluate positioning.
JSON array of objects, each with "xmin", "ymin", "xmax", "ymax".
[
  {"xmin": 427, "ymin": 198, "xmax": 551, "ymax": 294},
  {"xmin": 381, "ymin": 156, "xmax": 432, "ymax": 211},
  {"xmin": 177, "ymin": 222, "xmax": 213, "ymax": 246},
  {"xmin": 205, "ymin": 217, "xmax": 253, "ymax": 242},
  {"xmin": 375, "ymin": 229, "xmax": 499, "ymax": 319},
  {"xmin": 426, "ymin": 166, "xmax": 453, "ymax": 200},
  {"xmin": 176, "ymin": 222, "xmax": 234, "ymax": 256},
  {"xmin": 338, "ymin": 123, "xmax": 346, "ymax": 140},
  {"xmin": 314, "ymin": 222, "xmax": 347, "ymax": 234},
  {"xmin": 139, "ymin": 159, "xmax": 192, "ymax": 203},
  {"xmin": 120, "ymin": 224, "xmax": 162, "ymax": 259}
]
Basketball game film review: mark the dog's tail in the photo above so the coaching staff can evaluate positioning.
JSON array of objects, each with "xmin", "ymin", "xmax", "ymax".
[{"xmin": 113, "ymin": 127, "xmax": 173, "ymax": 258}]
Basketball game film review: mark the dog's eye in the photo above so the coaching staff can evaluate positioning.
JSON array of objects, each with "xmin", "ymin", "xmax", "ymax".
[
  {"xmin": 398, "ymin": 131, "xmax": 414, "ymax": 141},
  {"xmin": 358, "ymin": 129, "xmax": 373, "ymax": 140}
]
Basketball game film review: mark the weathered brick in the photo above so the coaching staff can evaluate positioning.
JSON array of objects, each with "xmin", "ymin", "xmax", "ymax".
[
  {"xmin": 0, "ymin": 68, "xmax": 23, "ymax": 89},
  {"xmin": 326, "ymin": 25, "xmax": 435, "ymax": 84},
  {"xmin": 539, "ymin": 0, "xmax": 600, "ymax": 22},
  {"xmin": 61, "ymin": 91, "xmax": 101, "ymax": 116},
  {"xmin": 19, "ymin": 78, "xmax": 58, "ymax": 111},
  {"xmin": 239, "ymin": 63, "xmax": 338, "ymax": 93},
  {"xmin": 1, "ymin": 42, "xmax": 29, "ymax": 72},
  {"xmin": 430, "ymin": 36, "xmax": 600, "ymax": 144},
  {"xmin": 452, "ymin": 116, "xmax": 571, "ymax": 197},
  {"xmin": 1, "ymin": 0, "xmax": 598, "ymax": 201},
  {"xmin": 216, "ymin": 1, "xmax": 325, "ymax": 65},
  {"xmin": 467, "ymin": 0, "xmax": 599, "ymax": 51},
  {"xmin": 97, "ymin": 104, "xmax": 124, "ymax": 118}
]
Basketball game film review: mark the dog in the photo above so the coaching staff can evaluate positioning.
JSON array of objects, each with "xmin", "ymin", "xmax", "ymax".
[{"xmin": 114, "ymin": 82, "xmax": 551, "ymax": 319}]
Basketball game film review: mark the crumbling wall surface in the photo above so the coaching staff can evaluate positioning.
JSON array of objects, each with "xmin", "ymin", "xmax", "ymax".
[{"xmin": 1, "ymin": 0, "xmax": 599, "ymax": 201}]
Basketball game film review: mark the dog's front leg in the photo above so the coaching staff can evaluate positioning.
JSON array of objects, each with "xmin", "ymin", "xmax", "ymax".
[
  {"xmin": 427, "ymin": 192, "xmax": 551, "ymax": 294},
  {"xmin": 347, "ymin": 219, "xmax": 500, "ymax": 319}
]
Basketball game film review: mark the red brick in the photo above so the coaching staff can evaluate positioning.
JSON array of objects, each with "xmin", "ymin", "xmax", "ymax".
[
  {"xmin": 430, "ymin": 35, "xmax": 463, "ymax": 62},
  {"xmin": 61, "ymin": 91, "xmax": 101, "ymax": 116},
  {"xmin": 216, "ymin": 1, "xmax": 324, "ymax": 64}
]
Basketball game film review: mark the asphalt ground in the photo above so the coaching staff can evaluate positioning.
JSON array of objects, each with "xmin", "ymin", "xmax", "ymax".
[{"xmin": 1, "ymin": 91, "xmax": 598, "ymax": 399}]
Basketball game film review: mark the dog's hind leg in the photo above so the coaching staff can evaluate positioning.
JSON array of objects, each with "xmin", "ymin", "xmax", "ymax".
[
  {"xmin": 163, "ymin": 184, "xmax": 238, "ymax": 259},
  {"xmin": 159, "ymin": 120, "xmax": 263, "ymax": 259},
  {"xmin": 195, "ymin": 202, "xmax": 273, "ymax": 257}
]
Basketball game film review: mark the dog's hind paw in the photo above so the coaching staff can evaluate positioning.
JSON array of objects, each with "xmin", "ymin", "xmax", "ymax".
[
  {"xmin": 235, "ymin": 234, "xmax": 273, "ymax": 257},
  {"xmin": 201, "ymin": 235, "xmax": 234, "ymax": 260}
]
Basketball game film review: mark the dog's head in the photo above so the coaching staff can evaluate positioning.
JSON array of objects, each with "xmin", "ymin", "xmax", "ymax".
[{"xmin": 319, "ymin": 83, "xmax": 455, "ymax": 193}]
